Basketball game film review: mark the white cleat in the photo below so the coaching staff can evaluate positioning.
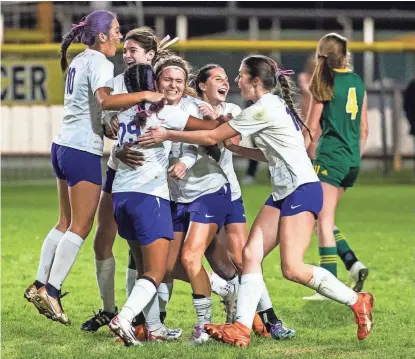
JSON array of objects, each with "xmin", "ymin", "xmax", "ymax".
[
  {"xmin": 349, "ymin": 261, "xmax": 369, "ymax": 292},
  {"xmin": 190, "ymin": 324, "xmax": 210, "ymax": 344},
  {"xmin": 241, "ymin": 175, "xmax": 256, "ymax": 185},
  {"xmin": 147, "ymin": 324, "xmax": 182, "ymax": 342},
  {"xmin": 211, "ymin": 276, "xmax": 238, "ymax": 323},
  {"xmin": 302, "ymin": 292, "xmax": 328, "ymax": 301},
  {"xmin": 109, "ymin": 315, "xmax": 143, "ymax": 347}
]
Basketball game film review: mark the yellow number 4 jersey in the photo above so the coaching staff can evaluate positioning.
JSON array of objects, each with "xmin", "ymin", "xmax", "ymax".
[{"xmin": 315, "ymin": 69, "xmax": 365, "ymax": 167}]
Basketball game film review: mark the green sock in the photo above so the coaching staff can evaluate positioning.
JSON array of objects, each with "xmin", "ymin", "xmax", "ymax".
[
  {"xmin": 334, "ymin": 229, "xmax": 358, "ymax": 270},
  {"xmin": 319, "ymin": 246, "xmax": 337, "ymax": 277}
]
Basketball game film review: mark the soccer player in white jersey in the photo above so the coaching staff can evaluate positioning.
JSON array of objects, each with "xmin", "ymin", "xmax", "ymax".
[
  {"xmin": 23, "ymin": 10, "xmax": 164, "ymax": 325},
  {"xmin": 80, "ymin": 27, "xmax": 179, "ymax": 338},
  {"xmin": 106, "ymin": 64, "xmax": 228, "ymax": 346},
  {"xmin": 192, "ymin": 63, "xmax": 295, "ymax": 340},
  {"xmin": 138, "ymin": 55, "xmax": 375, "ymax": 346}
]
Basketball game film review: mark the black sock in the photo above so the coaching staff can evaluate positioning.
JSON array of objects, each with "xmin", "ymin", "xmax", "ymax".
[
  {"xmin": 192, "ymin": 294, "xmax": 206, "ymax": 299},
  {"xmin": 132, "ymin": 312, "xmax": 146, "ymax": 326},
  {"xmin": 34, "ymin": 280, "xmax": 44, "ymax": 290},
  {"xmin": 160, "ymin": 311, "xmax": 166, "ymax": 324},
  {"xmin": 45, "ymin": 283, "xmax": 59, "ymax": 298},
  {"xmin": 258, "ymin": 308, "xmax": 281, "ymax": 331},
  {"xmin": 341, "ymin": 250, "xmax": 358, "ymax": 270}
]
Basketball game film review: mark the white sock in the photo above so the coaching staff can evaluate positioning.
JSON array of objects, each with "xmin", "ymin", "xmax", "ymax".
[
  {"xmin": 192, "ymin": 296, "xmax": 212, "ymax": 325},
  {"xmin": 95, "ymin": 257, "xmax": 116, "ymax": 313},
  {"xmin": 235, "ymin": 273, "xmax": 265, "ymax": 329},
  {"xmin": 256, "ymin": 284, "xmax": 273, "ymax": 312},
  {"xmin": 307, "ymin": 265, "xmax": 358, "ymax": 306},
  {"xmin": 210, "ymin": 272, "xmax": 229, "ymax": 297},
  {"xmin": 35, "ymin": 228, "xmax": 64, "ymax": 284},
  {"xmin": 126, "ymin": 268, "xmax": 136, "ymax": 298},
  {"xmin": 143, "ymin": 293, "xmax": 163, "ymax": 332},
  {"xmin": 48, "ymin": 231, "xmax": 84, "ymax": 290},
  {"xmin": 119, "ymin": 278, "xmax": 157, "ymax": 323},
  {"xmin": 158, "ymin": 282, "xmax": 173, "ymax": 313}
]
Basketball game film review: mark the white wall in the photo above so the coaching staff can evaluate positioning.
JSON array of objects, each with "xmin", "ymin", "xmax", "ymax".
[{"xmin": 1, "ymin": 105, "xmax": 413, "ymax": 155}]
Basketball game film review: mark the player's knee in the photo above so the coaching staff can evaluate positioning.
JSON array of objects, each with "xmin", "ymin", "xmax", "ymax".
[
  {"xmin": 69, "ymin": 219, "xmax": 94, "ymax": 239},
  {"xmin": 143, "ymin": 270, "xmax": 165, "ymax": 287},
  {"xmin": 242, "ymin": 245, "xmax": 259, "ymax": 265},
  {"xmin": 181, "ymin": 247, "xmax": 202, "ymax": 271}
]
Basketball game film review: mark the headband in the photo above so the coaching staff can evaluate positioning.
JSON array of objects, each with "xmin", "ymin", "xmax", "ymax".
[{"xmin": 157, "ymin": 65, "xmax": 187, "ymax": 79}]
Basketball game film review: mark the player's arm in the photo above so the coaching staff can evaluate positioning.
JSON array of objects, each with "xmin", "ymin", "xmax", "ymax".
[
  {"xmin": 95, "ymin": 88, "xmax": 164, "ymax": 111},
  {"xmin": 360, "ymin": 92, "xmax": 369, "ymax": 157},
  {"xmin": 304, "ymin": 97, "xmax": 323, "ymax": 150},
  {"xmin": 184, "ymin": 115, "xmax": 229, "ymax": 131},
  {"xmin": 223, "ymin": 141, "xmax": 267, "ymax": 162},
  {"xmin": 138, "ymin": 122, "xmax": 237, "ymax": 147}
]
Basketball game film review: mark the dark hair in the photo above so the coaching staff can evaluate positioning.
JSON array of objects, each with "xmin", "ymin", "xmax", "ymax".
[
  {"xmin": 310, "ymin": 33, "xmax": 349, "ymax": 102},
  {"xmin": 242, "ymin": 55, "xmax": 311, "ymax": 139},
  {"xmin": 124, "ymin": 64, "xmax": 164, "ymax": 128},
  {"xmin": 124, "ymin": 27, "xmax": 172, "ymax": 66},
  {"xmin": 60, "ymin": 10, "xmax": 116, "ymax": 72},
  {"xmin": 191, "ymin": 64, "xmax": 223, "ymax": 97},
  {"xmin": 154, "ymin": 55, "xmax": 197, "ymax": 97}
]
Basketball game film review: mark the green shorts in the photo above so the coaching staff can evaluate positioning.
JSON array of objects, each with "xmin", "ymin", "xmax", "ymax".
[{"xmin": 312, "ymin": 161, "xmax": 360, "ymax": 188}]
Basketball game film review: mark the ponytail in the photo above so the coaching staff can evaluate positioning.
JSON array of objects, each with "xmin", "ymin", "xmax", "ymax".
[
  {"xmin": 278, "ymin": 74, "xmax": 312, "ymax": 140},
  {"xmin": 309, "ymin": 55, "xmax": 335, "ymax": 102},
  {"xmin": 60, "ymin": 21, "xmax": 86, "ymax": 73}
]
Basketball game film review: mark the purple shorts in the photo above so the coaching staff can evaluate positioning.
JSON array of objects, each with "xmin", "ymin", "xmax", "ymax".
[
  {"xmin": 102, "ymin": 167, "xmax": 116, "ymax": 194},
  {"xmin": 171, "ymin": 184, "xmax": 232, "ymax": 233},
  {"xmin": 51, "ymin": 143, "xmax": 102, "ymax": 187},
  {"xmin": 112, "ymin": 192, "xmax": 174, "ymax": 245},
  {"xmin": 264, "ymin": 182, "xmax": 323, "ymax": 218},
  {"xmin": 224, "ymin": 197, "xmax": 247, "ymax": 225}
]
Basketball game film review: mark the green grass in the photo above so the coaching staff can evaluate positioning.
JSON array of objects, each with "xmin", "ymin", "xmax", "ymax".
[{"xmin": 2, "ymin": 178, "xmax": 415, "ymax": 359}]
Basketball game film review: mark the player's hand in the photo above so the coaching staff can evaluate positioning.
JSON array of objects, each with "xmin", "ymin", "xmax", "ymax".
[
  {"xmin": 223, "ymin": 138, "xmax": 235, "ymax": 149},
  {"xmin": 137, "ymin": 126, "xmax": 168, "ymax": 146},
  {"xmin": 198, "ymin": 103, "xmax": 216, "ymax": 120},
  {"xmin": 104, "ymin": 116, "xmax": 119, "ymax": 140},
  {"xmin": 144, "ymin": 91, "xmax": 165, "ymax": 103},
  {"xmin": 168, "ymin": 162, "xmax": 187, "ymax": 179},
  {"xmin": 115, "ymin": 142, "xmax": 145, "ymax": 168}
]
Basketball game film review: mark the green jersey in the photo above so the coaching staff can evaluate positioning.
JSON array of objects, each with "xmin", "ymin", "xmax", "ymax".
[{"xmin": 315, "ymin": 69, "xmax": 365, "ymax": 166}]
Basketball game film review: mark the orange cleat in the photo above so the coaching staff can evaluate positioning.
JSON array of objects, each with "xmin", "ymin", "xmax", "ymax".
[
  {"xmin": 350, "ymin": 292, "xmax": 374, "ymax": 340},
  {"xmin": 205, "ymin": 322, "xmax": 251, "ymax": 347},
  {"xmin": 114, "ymin": 324, "xmax": 147, "ymax": 343},
  {"xmin": 252, "ymin": 313, "xmax": 271, "ymax": 338}
]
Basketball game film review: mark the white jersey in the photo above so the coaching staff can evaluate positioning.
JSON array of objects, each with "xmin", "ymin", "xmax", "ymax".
[
  {"xmin": 168, "ymin": 96, "xmax": 229, "ymax": 203},
  {"xmin": 54, "ymin": 49, "xmax": 114, "ymax": 156},
  {"xmin": 112, "ymin": 103, "xmax": 189, "ymax": 200},
  {"xmin": 228, "ymin": 93, "xmax": 319, "ymax": 201},
  {"xmin": 103, "ymin": 74, "xmax": 125, "ymax": 171},
  {"xmin": 216, "ymin": 102, "xmax": 242, "ymax": 201}
]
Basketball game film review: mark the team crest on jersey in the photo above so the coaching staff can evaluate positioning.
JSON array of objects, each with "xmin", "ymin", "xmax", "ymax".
[{"xmin": 253, "ymin": 109, "xmax": 266, "ymax": 121}]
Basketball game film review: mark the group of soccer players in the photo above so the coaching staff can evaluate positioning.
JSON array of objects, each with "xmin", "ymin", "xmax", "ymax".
[{"xmin": 23, "ymin": 9, "xmax": 374, "ymax": 348}]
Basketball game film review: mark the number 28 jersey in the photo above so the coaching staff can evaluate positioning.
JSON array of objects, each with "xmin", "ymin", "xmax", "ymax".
[
  {"xmin": 315, "ymin": 70, "xmax": 365, "ymax": 166},
  {"xmin": 54, "ymin": 49, "xmax": 114, "ymax": 156}
]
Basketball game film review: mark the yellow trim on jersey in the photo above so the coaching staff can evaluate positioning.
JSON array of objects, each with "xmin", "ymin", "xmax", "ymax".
[{"xmin": 333, "ymin": 68, "xmax": 351, "ymax": 73}]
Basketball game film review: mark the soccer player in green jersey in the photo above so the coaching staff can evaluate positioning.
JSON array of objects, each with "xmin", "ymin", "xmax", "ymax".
[{"xmin": 303, "ymin": 33, "xmax": 370, "ymax": 300}]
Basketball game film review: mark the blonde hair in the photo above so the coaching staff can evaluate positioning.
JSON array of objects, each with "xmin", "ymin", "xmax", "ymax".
[{"xmin": 309, "ymin": 33, "xmax": 350, "ymax": 102}]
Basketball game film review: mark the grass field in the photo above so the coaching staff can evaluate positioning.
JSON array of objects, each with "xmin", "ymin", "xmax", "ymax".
[{"xmin": 2, "ymin": 173, "xmax": 415, "ymax": 359}]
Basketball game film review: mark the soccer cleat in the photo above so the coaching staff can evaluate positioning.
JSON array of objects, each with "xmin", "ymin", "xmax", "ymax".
[
  {"xmin": 205, "ymin": 322, "xmax": 251, "ymax": 347},
  {"xmin": 269, "ymin": 322, "xmax": 296, "ymax": 340},
  {"xmin": 80, "ymin": 307, "xmax": 118, "ymax": 332},
  {"xmin": 23, "ymin": 284, "xmax": 38, "ymax": 302},
  {"xmin": 33, "ymin": 286, "xmax": 70, "ymax": 325},
  {"xmin": 252, "ymin": 313, "xmax": 270, "ymax": 338},
  {"xmin": 146, "ymin": 324, "xmax": 183, "ymax": 342},
  {"xmin": 349, "ymin": 262, "xmax": 369, "ymax": 292},
  {"xmin": 302, "ymin": 292, "xmax": 328, "ymax": 301},
  {"xmin": 109, "ymin": 315, "xmax": 143, "ymax": 347},
  {"xmin": 113, "ymin": 324, "xmax": 146, "ymax": 344},
  {"xmin": 211, "ymin": 278, "xmax": 238, "ymax": 323},
  {"xmin": 190, "ymin": 324, "xmax": 210, "ymax": 344},
  {"xmin": 349, "ymin": 292, "xmax": 374, "ymax": 340}
]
